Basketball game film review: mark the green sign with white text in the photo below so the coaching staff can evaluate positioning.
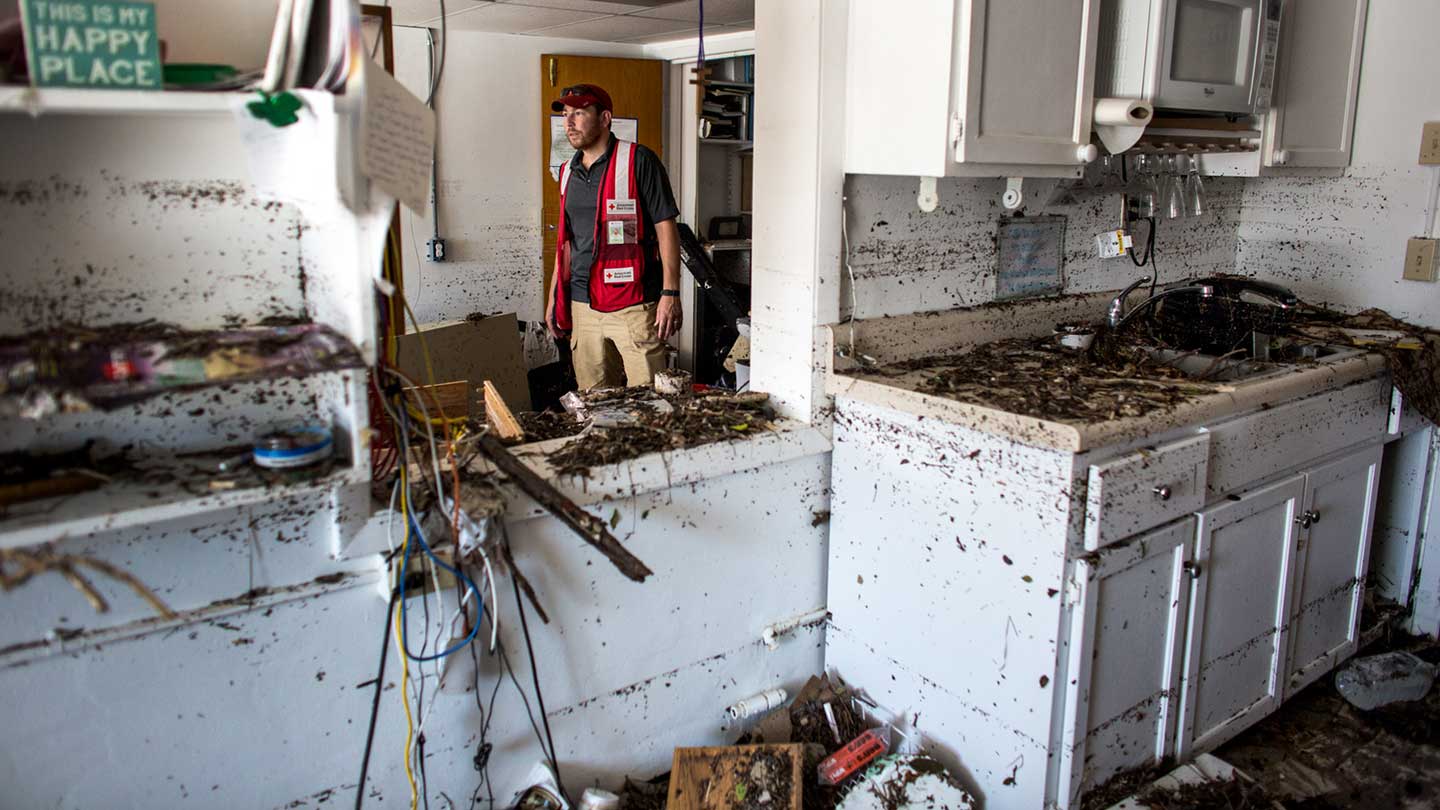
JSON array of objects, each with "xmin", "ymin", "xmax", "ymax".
[{"xmin": 20, "ymin": 0, "xmax": 161, "ymax": 90}]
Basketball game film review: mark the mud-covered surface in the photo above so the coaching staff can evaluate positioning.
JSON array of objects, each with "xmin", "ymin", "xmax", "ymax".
[
  {"xmin": 852, "ymin": 336, "xmax": 1211, "ymax": 423},
  {"xmin": 1135, "ymin": 775, "xmax": 1275, "ymax": 810},
  {"xmin": 0, "ymin": 320, "xmax": 361, "ymax": 417},
  {"xmin": 516, "ymin": 410, "xmax": 585, "ymax": 443},
  {"xmin": 539, "ymin": 388, "xmax": 774, "ymax": 477},
  {"xmin": 1214, "ymin": 639, "xmax": 1440, "ymax": 810}
]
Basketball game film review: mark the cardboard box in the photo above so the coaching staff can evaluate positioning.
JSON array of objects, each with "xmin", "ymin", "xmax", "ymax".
[{"xmin": 393, "ymin": 313, "xmax": 531, "ymax": 418}]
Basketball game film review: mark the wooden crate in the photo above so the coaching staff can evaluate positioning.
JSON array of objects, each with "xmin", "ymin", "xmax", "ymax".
[{"xmin": 668, "ymin": 744, "xmax": 803, "ymax": 810}]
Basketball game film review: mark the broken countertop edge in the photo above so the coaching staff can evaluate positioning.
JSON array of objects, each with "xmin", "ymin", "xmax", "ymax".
[
  {"xmin": 475, "ymin": 419, "xmax": 831, "ymax": 519},
  {"xmin": 827, "ymin": 354, "xmax": 1390, "ymax": 453}
]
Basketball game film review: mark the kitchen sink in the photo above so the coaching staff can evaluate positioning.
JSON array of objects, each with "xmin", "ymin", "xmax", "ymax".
[{"xmin": 1141, "ymin": 334, "xmax": 1363, "ymax": 384}]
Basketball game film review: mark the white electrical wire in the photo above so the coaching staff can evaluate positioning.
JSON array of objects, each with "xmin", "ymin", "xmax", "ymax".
[
  {"xmin": 1426, "ymin": 166, "xmax": 1440, "ymax": 240},
  {"xmin": 840, "ymin": 196, "xmax": 858, "ymax": 357}
]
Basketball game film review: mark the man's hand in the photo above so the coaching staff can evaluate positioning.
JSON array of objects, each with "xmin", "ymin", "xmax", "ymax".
[
  {"xmin": 546, "ymin": 308, "xmax": 566, "ymax": 340},
  {"xmin": 655, "ymin": 296, "xmax": 683, "ymax": 341}
]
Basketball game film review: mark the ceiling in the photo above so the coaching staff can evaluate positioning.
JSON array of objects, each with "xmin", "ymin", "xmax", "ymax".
[{"xmin": 385, "ymin": 0, "xmax": 754, "ymax": 44}]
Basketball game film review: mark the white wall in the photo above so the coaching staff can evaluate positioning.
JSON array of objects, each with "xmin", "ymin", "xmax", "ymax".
[
  {"xmin": 392, "ymin": 28, "xmax": 647, "ymax": 326},
  {"xmin": 154, "ymin": 0, "xmax": 280, "ymax": 69},
  {"xmin": 842, "ymin": 175, "xmax": 1244, "ymax": 319},
  {"xmin": 1236, "ymin": 0, "xmax": 1440, "ymax": 328}
]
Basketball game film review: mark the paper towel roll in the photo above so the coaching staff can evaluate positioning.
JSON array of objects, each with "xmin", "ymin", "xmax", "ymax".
[
  {"xmin": 1094, "ymin": 97, "xmax": 1153, "ymax": 127},
  {"xmin": 1093, "ymin": 97, "xmax": 1154, "ymax": 155}
]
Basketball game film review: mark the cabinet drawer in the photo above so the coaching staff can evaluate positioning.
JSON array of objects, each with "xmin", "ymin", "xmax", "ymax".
[{"xmin": 1085, "ymin": 434, "xmax": 1209, "ymax": 551}]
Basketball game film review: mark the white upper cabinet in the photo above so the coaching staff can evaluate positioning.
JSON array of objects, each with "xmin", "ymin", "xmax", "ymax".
[
  {"xmin": 844, "ymin": 0, "xmax": 1101, "ymax": 178},
  {"xmin": 1261, "ymin": 0, "xmax": 1368, "ymax": 169}
]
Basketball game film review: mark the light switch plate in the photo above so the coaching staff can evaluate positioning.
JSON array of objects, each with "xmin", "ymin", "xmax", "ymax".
[
  {"xmin": 1404, "ymin": 238, "xmax": 1439, "ymax": 282},
  {"xmin": 1421, "ymin": 122, "xmax": 1440, "ymax": 165}
]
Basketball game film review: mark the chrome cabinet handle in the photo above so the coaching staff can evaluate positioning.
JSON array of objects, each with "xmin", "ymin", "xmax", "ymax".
[
  {"xmin": 1183, "ymin": 561, "xmax": 1202, "ymax": 578},
  {"xmin": 1294, "ymin": 510, "xmax": 1321, "ymax": 528},
  {"xmin": 1152, "ymin": 484, "xmax": 1172, "ymax": 501}
]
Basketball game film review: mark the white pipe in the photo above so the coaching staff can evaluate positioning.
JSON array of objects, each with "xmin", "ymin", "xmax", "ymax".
[
  {"xmin": 727, "ymin": 688, "xmax": 788, "ymax": 720},
  {"xmin": 761, "ymin": 607, "xmax": 830, "ymax": 650}
]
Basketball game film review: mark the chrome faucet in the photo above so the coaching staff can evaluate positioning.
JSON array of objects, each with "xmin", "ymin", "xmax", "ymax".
[
  {"xmin": 1108, "ymin": 277, "xmax": 1217, "ymax": 332},
  {"xmin": 1106, "ymin": 276, "xmax": 1152, "ymax": 328}
]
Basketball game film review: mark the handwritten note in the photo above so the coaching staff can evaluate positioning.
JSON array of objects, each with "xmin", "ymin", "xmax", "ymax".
[
  {"xmin": 996, "ymin": 215, "xmax": 1066, "ymax": 300},
  {"xmin": 360, "ymin": 58, "xmax": 436, "ymax": 215}
]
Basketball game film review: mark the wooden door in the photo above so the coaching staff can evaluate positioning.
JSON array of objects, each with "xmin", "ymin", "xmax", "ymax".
[
  {"xmin": 1264, "ymin": 0, "xmax": 1368, "ymax": 168},
  {"xmin": 1178, "ymin": 475, "xmax": 1305, "ymax": 759},
  {"xmin": 1285, "ymin": 444, "xmax": 1382, "ymax": 696},
  {"xmin": 954, "ymin": 0, "xmax": 1100, "ymax": 167},
  {"xmin": 539, "ymin": 54, "xmax": 665, "ymax": 305},
  {"xmin": 1058, "ymin": 519, "xmax": 1193, "ymax": 810}
]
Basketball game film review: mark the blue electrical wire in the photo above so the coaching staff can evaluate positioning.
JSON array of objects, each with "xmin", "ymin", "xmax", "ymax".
[{"xmin": 396, "ymin": 408, "xmax": 485, "ymax": 662}]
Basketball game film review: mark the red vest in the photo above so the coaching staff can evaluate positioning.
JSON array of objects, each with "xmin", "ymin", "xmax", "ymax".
[{"xmin": 552, "ymin": 139, "xmax": 648, "ymax": 331}]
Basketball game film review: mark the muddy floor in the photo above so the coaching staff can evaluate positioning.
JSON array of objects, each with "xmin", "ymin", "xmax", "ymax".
[{"xmin": 1212, "ymin": 641, "xmax": 1440, "ymax": 810}]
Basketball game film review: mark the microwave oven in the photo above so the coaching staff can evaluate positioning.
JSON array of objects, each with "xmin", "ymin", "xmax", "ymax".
[{"xmin": 1097, "ymin": 0, "xmax": 1284, "ymax": 115}]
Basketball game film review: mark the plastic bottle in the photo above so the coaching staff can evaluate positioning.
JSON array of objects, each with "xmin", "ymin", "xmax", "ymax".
[{"xmin": 1334, "ymin": 651, "xmax": 1437, "ymax": 710}]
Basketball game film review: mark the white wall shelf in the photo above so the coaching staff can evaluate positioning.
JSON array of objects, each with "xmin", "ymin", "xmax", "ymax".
[
  {"xmin": 0, "ymin": 459, "xmax": 367, "ymax": 551},
  {"xmin": 0, "ymin": 86, "xmax": 242, "ymax": 116}
]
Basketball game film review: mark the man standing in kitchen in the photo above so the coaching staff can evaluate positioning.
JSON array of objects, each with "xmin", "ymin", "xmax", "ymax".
[{"xmin": 545, "ymin": 83, "xmax": 683, "ymax": 390}]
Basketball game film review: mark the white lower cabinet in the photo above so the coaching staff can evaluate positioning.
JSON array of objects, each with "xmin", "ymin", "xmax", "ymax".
[
  {"xmin": 1061, "ymin": 442, "xmax": 1383, "ymax": 806},
  {"xmin": 1178, "ymin": 474, "xmax": 1305, "ymax": 758},
  {"xmin": 1284, "ymin": 446, "xmax": 1382, "ymax": 696},
  {"xmin": 1061, "ymin": 518, "xmax": 1193, "ymax": 804}
]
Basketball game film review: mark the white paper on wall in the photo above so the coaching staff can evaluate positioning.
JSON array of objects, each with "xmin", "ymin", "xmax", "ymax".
[{"xmin": 360, "ymin": 57, "xmax": 436, "ymax": 214}]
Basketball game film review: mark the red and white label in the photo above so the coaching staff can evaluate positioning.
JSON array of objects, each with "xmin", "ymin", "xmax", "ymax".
[{"xmin": 603, "ymin": 266, "xmax": 636, "ymax": 284}]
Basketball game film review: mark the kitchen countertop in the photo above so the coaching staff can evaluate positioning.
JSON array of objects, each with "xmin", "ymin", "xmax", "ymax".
[{"xmin": 825, "ymin": 293, "xmax": 1390, "ymax": 453}]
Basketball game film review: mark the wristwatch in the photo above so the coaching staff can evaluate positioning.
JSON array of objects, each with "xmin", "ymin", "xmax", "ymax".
[{"xmin": 660, "ymin": 289, "xmax": 680, "ymax": 297}]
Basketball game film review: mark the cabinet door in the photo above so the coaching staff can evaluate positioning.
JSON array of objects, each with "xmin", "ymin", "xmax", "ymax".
[
  {"xmin": 1263, "ymin": 0, "xmax": 1368, "ymax": 168},
  {"xmin": 953, "ymin": 0, "xmax": 1100, "ymax": 166},
  {"xmin": 1178, "ymin": 475, "xmax": 1305, "ymax": 758},
  {"xmin": 1285, "ymin": 445, "xmax": 1382, "ymax": 696},
  {"xmin": 1058, "ymin": 519, "xmax": 1192, "ymax": 810}
]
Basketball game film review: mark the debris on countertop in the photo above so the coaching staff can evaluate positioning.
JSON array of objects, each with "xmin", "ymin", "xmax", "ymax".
[
  {"xmin": 851, "ymin": 337, "xmax": 1216, "ymax": 424},
  {"xmin": 0, "ymin": 320, "xmax": 363, "ymax": 418},
  {"xmin": 538, "ymin": 387, "xmax": 774, "ymax": 477},
  {"xmin": 668, "ymin": 743, "xmax": 803, "ymax": 810}
]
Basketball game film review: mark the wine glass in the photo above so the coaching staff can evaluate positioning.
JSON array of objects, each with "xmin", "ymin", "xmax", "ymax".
[
  {"xmin": 1126, "ymin": 153, "xmax": 1158, "ymax": 219},
  {"xmin": 1163, "ymin": 155, "xmax": 1187, "ymax": 220},
  {"xmin": 1184, "ymin": 153, "xmax": 1207, "ymax": 217}
]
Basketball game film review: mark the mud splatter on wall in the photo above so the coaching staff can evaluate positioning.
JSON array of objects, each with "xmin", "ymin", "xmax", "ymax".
[{"xmin": 842, "ymin": 174, "xmax": 1246, "ymax": 320}]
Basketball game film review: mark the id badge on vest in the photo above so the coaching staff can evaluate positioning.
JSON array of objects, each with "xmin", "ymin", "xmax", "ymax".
[{"xmin": 605, "ymin": 198, "xmax": 639, "ymax": 246}]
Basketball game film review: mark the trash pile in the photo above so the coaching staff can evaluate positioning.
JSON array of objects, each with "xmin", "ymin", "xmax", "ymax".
[
  {"xmin": 534, "ymin": 386, "xmax": 775, "ymax": 477},
  {"xmin": 589, "ymin": 674, "xmax": 975, "ymax": 810},
  {"xmin": 0, "ymin": 320, "xmax": 364, "ymax": 418}
]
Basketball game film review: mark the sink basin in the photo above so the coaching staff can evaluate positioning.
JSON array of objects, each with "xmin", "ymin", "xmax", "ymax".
[{"xmin": 1141, "ymin": 334, "xmax": 1363, "ymax": 384}]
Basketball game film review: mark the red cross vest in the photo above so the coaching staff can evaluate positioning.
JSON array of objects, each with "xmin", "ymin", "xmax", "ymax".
[{"xmin": 551, "ymin": 139, "xmax": 647, "ymax": 331}]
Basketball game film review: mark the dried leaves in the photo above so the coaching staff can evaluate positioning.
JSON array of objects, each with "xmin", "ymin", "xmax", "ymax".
[
  {"xmin": 544, "ymin": 389, "xmax": 774, "ymax": 477},
  {"xmin": 868, "ymin": 338, "xmax": 1209, "ymax": 423}
]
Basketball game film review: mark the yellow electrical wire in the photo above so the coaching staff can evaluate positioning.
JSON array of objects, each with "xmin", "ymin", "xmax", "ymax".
[{"xmin": 396, "ymin": 464, "xmax": 419, "ymax": 810}]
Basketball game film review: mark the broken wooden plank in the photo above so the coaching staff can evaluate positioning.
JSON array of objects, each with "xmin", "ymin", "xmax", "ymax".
[
  {"xmin": 476, "ymin": 433, "xmax": 653, "ymax": 583},
  {"xmin": 403, "ymin": 380, "xmax": 470, "ymax": 422},
  {"xmin": 484, "ymin": 380, "xmax": 525, "ymax": 444},
  {"xmin": 668, "ymin": 743, "xmax": 803, "ymax": 810}
]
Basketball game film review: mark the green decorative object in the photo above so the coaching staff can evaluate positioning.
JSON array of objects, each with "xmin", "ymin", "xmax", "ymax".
[
  {"xmin": 19, "ymin": 0, "xmax": 162, "ymax": 90},
  {"xmin": 247, "ymin": 91, "xmax": 304, "ymax": 128},
  {"xmin": 163, "ymin": 63, "xmax": 238, "ymax": 86}
]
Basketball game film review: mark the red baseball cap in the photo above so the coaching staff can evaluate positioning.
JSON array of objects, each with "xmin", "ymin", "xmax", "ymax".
[{"xmin": 551, "ymin": 83, "xmax": 613, "ymax": 114}]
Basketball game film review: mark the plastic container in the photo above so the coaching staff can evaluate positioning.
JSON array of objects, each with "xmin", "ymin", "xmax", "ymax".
[
  {"xmin": 818, "ymin": 727, "xmax": 890, "ymax": 786},
  {"xmin": 1334, "ymin": 651, "xmax": 1437, "ymax": 710}
]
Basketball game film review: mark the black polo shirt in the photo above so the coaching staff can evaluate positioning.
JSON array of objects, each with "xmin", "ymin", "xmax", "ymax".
[{"xmin": 563, "ymin": 135, "xmax": 679, "ymax": 305}]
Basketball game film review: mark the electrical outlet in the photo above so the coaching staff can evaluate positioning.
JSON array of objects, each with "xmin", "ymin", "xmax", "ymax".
[
  {"xmin": 1421, "ymin": 122, "xmax": 1440, "ymax": 165},
  {"xmin": 1094, "ymin": 229, "xmax": 1133, "ymax": 259},
  {"xmin": 427, "ymin": 238, "xmax": 447, "ymax": 262},
  {"xmin": 1404, "ymin": 238, "xmax": 1439, "ymax": 282}
]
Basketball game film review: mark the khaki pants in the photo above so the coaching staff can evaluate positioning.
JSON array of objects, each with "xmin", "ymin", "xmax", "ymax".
[{"xmin": 570, "ymin": 300, "xmax": 668, "ymax": 390}]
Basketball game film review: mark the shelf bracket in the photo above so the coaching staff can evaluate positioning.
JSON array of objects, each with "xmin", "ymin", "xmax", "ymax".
[
  {"xmin": 1002, "ymin": 176, "xmax": 1025, "ymax": 210},
  {"xmin": 917, "ymin": 176, "xmax": 939, "ymax": 213}
]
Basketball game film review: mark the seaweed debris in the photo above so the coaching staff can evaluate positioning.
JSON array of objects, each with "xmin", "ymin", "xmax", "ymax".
[
  {"xmin": 544, "ymin": 388, "xmax": 773, "ymax": 477},
  {"xmin": 1136, "ymin": 774, "xmax": 1275, "ymax": 810},
  {"xmin": 517, "ymin": 410, "xmax": 584, "ymax": 442},
  {"xmin": 857, "ymin": 337, "xmax": 1215, "ymax": 423}
]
